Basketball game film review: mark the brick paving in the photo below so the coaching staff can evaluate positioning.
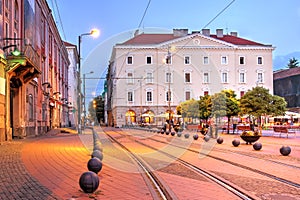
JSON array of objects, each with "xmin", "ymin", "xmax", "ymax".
[{"xmin": 0, "ymin": 140, "xmax": 59, "ymax": 200}]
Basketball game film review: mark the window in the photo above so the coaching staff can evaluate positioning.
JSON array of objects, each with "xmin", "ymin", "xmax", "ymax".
[
  {"xmin": 166, "ymin": 91, "xmax": 171, "ymax": 102},
  {"xmin": 257, "ymin": 56, "xmax": 263, "ymax": 65},
  {"xmin": 145, "ymin": 72, "xmax": 153, "ymax": 84},
  {"xmin": 257, "ymin": 72, "xmax": 263, "ymax": 83},
  {"xmin": 203, "ymin": 72, "xmax": 209, "ymax": 83},
  {"xmin": 28, "ymin": 94, "xmax": 34, "ymax": 121},
  {"xmin": 184, "ymin": 72, "xmax": 191, "ymax": 83},
  {"xmin": 184, "ymin": 56, "xmax": 190, "ymax": 64},
  {"xmin": 185, "ymin": 91, "xmax": 191, "ymax": 101},
  {"xmin": 166, "ymin": 72, "xmax": 172, "ymax": 83},
  {"xmin": 146, "ymin": 56, "xmax": 152, "ymax": 64},
  {"xmin": 166, "ymin": 55, "xmax": 172, "ymax": 64},
  {"xmin": 240, "ymin": 91, "xmax": 245, "ymax": 97},
  {"xmin": 128, "ymin": 91, "xmax": 133, "ymax": 102},
  {"xmin": 127, "ymin": 72, "xmax": 134, "ymax": 84},
  {"xmin": 203, "ymin": 56, "xmax": 209, "ymax": 64},
  {"xmin": 222, "ymin": 72, "xmax": 228, "ymax": 83},
  {"xmin": 239, "ymin": 56, "xmax": 245, "ymax": 65},
  {"xmin": 127, "ymin": 56, "xmax": 133, "ymax": 64},
  {"xmin": 221, "ymin": 56, "xmax": 228, "ymax": 64},
  {"xmin": 239, "ymin": 72, "xmax": 245, "ymax": 83},
  {"xmin": 146, "ymin": 91, "xmax": 152, "ymax": 102}
]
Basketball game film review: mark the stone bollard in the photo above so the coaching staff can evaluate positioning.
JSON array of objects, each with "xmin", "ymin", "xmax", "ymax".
[
  {"xmin": 79, "ymin": 171, "xmax": 99, "ymax": 193},
  {"xmin": 87, "ymin": 157, "xmax": 103, "ymax": 174},
  {"xmin": 92, "ymin": 150, "xmax": 103, "ymax": 161},
  {"xmin": 232, "ymin": 139, "xmax": 240, "ymax": 147}
]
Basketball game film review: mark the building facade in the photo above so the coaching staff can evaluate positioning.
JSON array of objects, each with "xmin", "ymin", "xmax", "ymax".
[
  {"xmin": 274, "ymin": 67, "xmax": 300, "ymax": 112},
  {"xmin": 65, "ymin": 42, "xmax": 79, "ymax": 127},
  {"xmin": 107, "ymin": 29, "xmax": 275, "ymax": 127},
  {"xmin": 0, "ymin": 0, "xmax": 70, "ymax": 142}
]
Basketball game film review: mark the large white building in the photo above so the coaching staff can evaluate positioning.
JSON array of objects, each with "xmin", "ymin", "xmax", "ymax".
[{"xmin": 106, "ymin": 29, "xmax": 275, "ymax": 127}]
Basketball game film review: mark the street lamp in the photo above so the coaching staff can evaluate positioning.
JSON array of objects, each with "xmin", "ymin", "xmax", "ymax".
[
  {"xmin": 165, "ymin": 47, "xmax": 172, "ymax": 132},
  {"xmin": 77, "ymin": 28, "xmax": 99, "ymax": 134},
  {"xmin": 83, "ymin": 71, "xmax": 94, "ymax": 129}
]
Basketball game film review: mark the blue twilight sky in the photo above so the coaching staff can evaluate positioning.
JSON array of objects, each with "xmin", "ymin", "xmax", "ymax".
[{"xmin": 47, "ymin": 0, "xmax": 300, "ymax": 98}]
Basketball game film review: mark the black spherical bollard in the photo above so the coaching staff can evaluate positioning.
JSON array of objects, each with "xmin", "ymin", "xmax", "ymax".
[
  {"xmin": 92, "ymin": 150, "xmax": 103, "ymax": 160},
  {"xmin": 93, "ymin": 143, "xmax": 103, "ymax": 152},
  {"xmin": 161, "ymin": 130, "xmax": 164, "ymax": 134},
  {"xmin": 193, "ymin": 134, "xmax": 199, "ymax": 140},
  {"xmin": 79, "ymin": 171, "xmax": 99, "ymax": 193},
  {"xmin": 253, "ymin": 142, "xmax": 262, "ymax": 151},
  {"xmin": 232, "ymin": 139, "xmax": 240, "ymax": 147},
  {"xmin": 177, "ymin": 132, "xmax": 182, "ymax": 137},
  {"xmin": 87, "ymin": 157, "xmax": 103, "ymax": 174},
  {"xmin": 165, "ymin": 131, "xmax": 170, "ymax": 135},
  {"xmin": 184, "ymin": 133, "xmax": 190, "ymax": 139},
  {"xmin": 204, "ymin": 135, "xmax": 210, "ymax": 142},
  {"xmin": 171, "ymin": 132, "xmax": 176, "ymax": 136},
  {"xmin": 280, "ymin": 145, "xmax": 291, "ymax": 156},
  {"xmin": 217, "ymin": 137, "xmax": 223, "ymax": 144}
]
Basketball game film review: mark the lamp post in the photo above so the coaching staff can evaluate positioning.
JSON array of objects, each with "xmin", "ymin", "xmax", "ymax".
[
  {"xmin": 166, "ymin": 48, "xmax": 172, "ymax": 132},
  {"xmin": 77, "ymin": 29, "xmax": 99, "ymax": 134},
  {"xmin": 83, "ymin": 71, "xmax": 94, "ymax": 129}
]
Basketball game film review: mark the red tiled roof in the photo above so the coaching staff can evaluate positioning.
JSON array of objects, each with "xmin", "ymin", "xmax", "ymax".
[
  {"xmin": 122, "ymin": 34, "xmax": 180, "ymax": 45},
  {"xmin": 210, "ymin": 35, "xmax": 264, "ymax": 46},
  {"xmin": 121, "ymin": 33, "xmax": 267, "ymax": 46},
  {"xmin": 64, "ymin": 41, "xmax": 76, "ymax": 47},
  {"xmin": 273, "ymin": 67, "xmax": 300, "ymax": 80}
]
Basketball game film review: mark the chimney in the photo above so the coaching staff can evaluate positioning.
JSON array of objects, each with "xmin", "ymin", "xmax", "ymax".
[
  {"xmin": 216, "ymin": 29, "xmax": 223, "ymax": 38},
  {"xmin": 202, "ymin": 29, "xmax": 210, "ymax": 37},
  {"xmin": 230, "ymin": 32, "xmax": 238, "ymax": 37},
  {"xmin": 173, "ymin": 29, "xmax": 188, "ymax": 37}
]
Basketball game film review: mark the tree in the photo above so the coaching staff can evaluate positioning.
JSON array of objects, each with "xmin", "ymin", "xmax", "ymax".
[
  {"xmin": 287, "ymin": 57, "xmax": 299, "ymax": 69},
  {"xmin": 88, "ymin": 95, "xmax": 105, "ymax": 124},
  {"xmin": 179, "ymin": 99, "xmax": 199, "ymax": 120},
  {"xmin": 240, "ymin": 86, "xmax": 286, "ymax": 126},
  {"xmin": 211, "ymin": 90, "xmax": 239, "ymax": 134},
  {"xmin": 198, "ymin": 94, "xmax": 212, "ymax": 122}
]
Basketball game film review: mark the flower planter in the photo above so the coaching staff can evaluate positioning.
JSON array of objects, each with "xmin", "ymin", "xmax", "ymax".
[{"xmin": 240, "ymin": 135, "xmax": 260, "ymax": 144}]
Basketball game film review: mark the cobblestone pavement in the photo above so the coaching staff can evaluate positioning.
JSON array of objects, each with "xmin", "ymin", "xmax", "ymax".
[{"xmin": 0, "ymin": 140, "xmax": 60, "ymax": 200}]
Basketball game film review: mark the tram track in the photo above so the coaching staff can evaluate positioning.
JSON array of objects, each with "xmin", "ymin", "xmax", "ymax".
[
  {"xmin": 144, "ymin": 132, "xmax": 300, "ymax": 190},
  {"xmin": 99, "ymin": 129, "xmax": 177, "ymax": 200},
  {"xmin": 101, "ymin": 128, "xmax": 257, "ymax": 200}
]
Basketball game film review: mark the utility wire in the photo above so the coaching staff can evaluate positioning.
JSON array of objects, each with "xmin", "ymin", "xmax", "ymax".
[
  {"xmin": 49, "ymin": 0, "xmax": 66, "ymax": 40},
  {"xmin": 138, "ymin": 0, "xmax": 152, "ymax": 29},
  {"xmin": 53, "ymin": 0, "xmax": 67, "ymax": 40},
  {"xmin": 201, "ymin": 0, "xmax": 236, "ymax": 30}
]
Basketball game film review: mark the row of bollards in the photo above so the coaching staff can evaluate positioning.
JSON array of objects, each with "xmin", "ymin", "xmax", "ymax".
[
  {"xmin": 222, "ymin": 138, "xmax": 292, "ymax": 156},
  {"xmin": 159, "ymin": 129, "xmax": 292, "ymax": 156},
  {"xmin": 79, "ymin": 129, "xmax": 104, "ymax": 194}
]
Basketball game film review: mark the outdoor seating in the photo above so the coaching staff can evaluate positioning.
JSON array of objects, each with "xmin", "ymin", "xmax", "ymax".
[{"xmin": 273, "ymin": 126, "xmax": 296, "ymax": 138}]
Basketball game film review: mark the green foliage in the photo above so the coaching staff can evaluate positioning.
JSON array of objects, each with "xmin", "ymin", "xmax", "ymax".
[
  {"xmin": 179, "ymin": 99, "xmax": 199, "ymax": 118},
  {"xmin": 211, "ymin": 90, "xmax": 240, "ymax": 133},
  {"xmin": 287, "ymin": 57, "xmax": 299, "ymax": 69},
  {"xmin": 199, "ymin": 94, "xmax": 212, "ymax": 121},
  {"xmin": 88, "ymin": 95, "xmax": 105, "ymax": 123},
  {"xmin": 240, "ymin": 86, "xmax": 286, "ymax": 120}
]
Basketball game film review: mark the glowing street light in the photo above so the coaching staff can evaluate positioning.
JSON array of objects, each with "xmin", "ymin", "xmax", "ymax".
[{"xmin": 77, "ymin": 28, "xmax": 99, "ymax": 134}]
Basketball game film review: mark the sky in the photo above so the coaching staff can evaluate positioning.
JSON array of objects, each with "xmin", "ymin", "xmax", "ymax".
[{"xmin": 47, "ymin": 0, "xmax": 300, "ymax": 101}]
